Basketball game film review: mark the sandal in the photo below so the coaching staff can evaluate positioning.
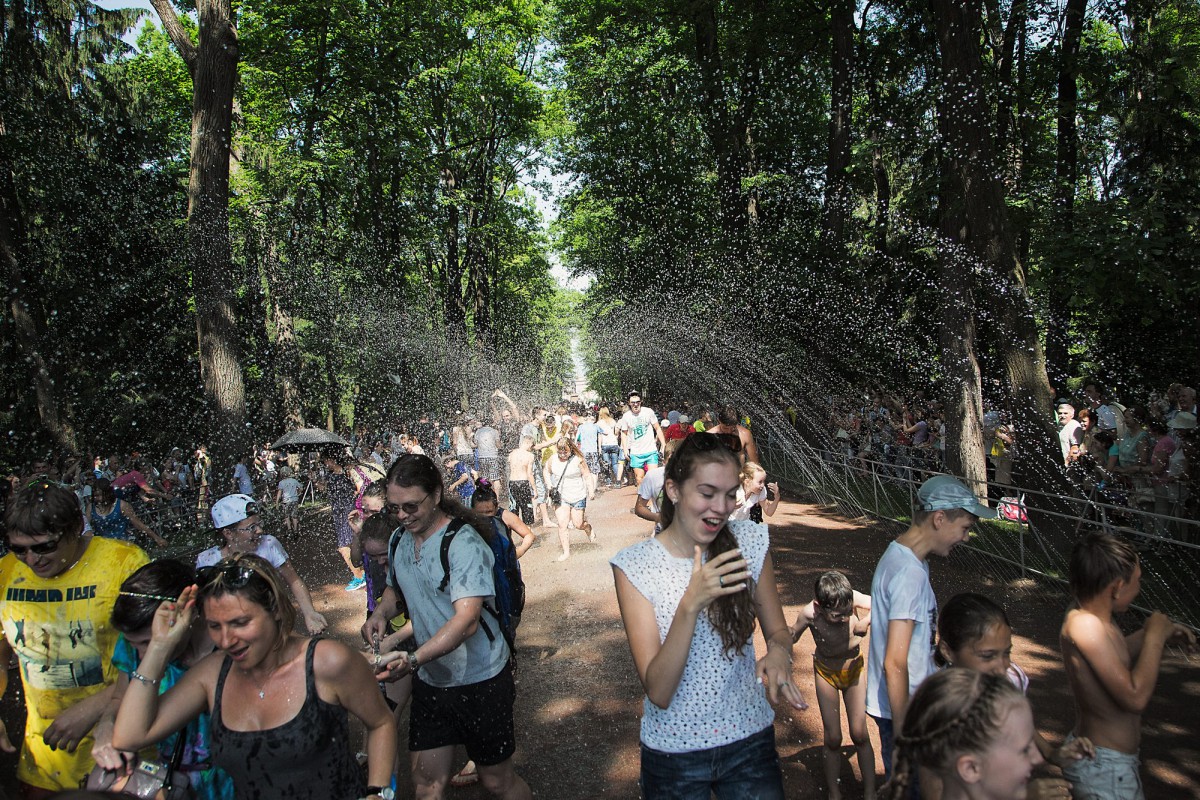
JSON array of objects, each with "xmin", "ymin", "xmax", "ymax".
[
  {"xmin": 451, "ymin": 762, "xmax": 479, "ymax": 788},
  {"xmin": 584, "ymin": 522, "xmax": 595, "ymax": 543}
]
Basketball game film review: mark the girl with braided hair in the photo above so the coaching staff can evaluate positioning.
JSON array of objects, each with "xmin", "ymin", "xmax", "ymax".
[
  {"xmin": 885, "ymin": 668, "xmax": 1040, "ymax": 800},
  {"xmin": 610, "ymin": 432, "xmax": 806, "ymax": 799}
]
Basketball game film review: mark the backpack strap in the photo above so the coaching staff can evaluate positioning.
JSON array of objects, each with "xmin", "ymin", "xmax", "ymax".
[
  {"xmin": 436, "ymin": 518, "xmax": 468, "ymax": 592},
  {"xmin": 436, "ymin": 517, "xmax": 508, "ymax": 647}
]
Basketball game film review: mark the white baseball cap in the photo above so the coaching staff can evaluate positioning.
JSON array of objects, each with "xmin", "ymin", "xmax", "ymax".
[{"xmin": 211, "ymin": 494, "xmax": 258, "ymax": 529}]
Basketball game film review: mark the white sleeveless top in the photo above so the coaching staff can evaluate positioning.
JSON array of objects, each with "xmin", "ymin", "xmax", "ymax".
[{"xmin": 610, "ymin": 519, "xmax": 775, "ymax": 753}]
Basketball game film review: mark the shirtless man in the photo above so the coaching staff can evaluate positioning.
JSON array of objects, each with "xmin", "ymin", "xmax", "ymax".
[
  {"xmin": 706, "ymin": 404, "xmax": 760, "ymax": 465},
  {"xmin": 792, "ymin": 572, "xmax": 874, "ymax": 800},
  {"xmin": 507, "ymin": 436, "xmax": 538, "ymax": 530},
  {"xmin": 1060, "ymin": 532, "xmax": 1196, "ymax": 799}
]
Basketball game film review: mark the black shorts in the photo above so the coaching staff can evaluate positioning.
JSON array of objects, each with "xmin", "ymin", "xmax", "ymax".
[{"xmin": 409, "ymin": 662, "xmax": 517, "ymax": 766}]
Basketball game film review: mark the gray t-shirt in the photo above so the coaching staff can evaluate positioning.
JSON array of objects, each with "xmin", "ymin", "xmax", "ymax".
[
  {"xmin": 865, "ymin": 541, "xmax": 937, "ymax": 719},
  {"xmin": 386, "ymin": 520, "xmax": 508, "ymax": 688},
  {"xmin": 475, "ymin": 425, "xmax": 501, "ymax": 459}
]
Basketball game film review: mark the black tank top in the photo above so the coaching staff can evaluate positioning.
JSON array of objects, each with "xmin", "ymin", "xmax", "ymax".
[{"xmin": 211, "ymin": 638, "xmax": 364, "ymax": 799}]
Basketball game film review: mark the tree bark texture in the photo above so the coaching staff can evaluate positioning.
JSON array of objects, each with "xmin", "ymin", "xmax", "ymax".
[
  {"xmin": 1045, "ymin": 0, "xmax": 1088, "ymax": 385},
  {"xmin": 935, "ymin": 138, "xmax": 987, "ymax": 492},
  {"xmin": 150, "ymin": 0, "xmax": 249, "ymax": 477},
  {"xmin": 928, "ymin": 0, "xmax": 1065, "ymax": 496},
  {"xmin": 0, "ymin": 128, "xmax": 79, "ymax": 455},
  {"xmin": 689, "ymin": 0, "xmax": 762, "ymax": 249},
  {"xmin": 822, "ymin": 0, "xmax": 856, "ymax": 247}
]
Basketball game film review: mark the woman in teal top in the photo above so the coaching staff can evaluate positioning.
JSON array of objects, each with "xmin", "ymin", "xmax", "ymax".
[
  {"xmin": 1115, "ymin": 406, "xmax": 1152, "ymax": 474},
  {"xmin": 91, "ymin": 559, "xmax": 235, "ymax": 800}
]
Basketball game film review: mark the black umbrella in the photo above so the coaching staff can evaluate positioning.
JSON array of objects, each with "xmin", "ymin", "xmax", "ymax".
[{"xmin": 270, "ymin": 428, "xmax": 352, "ymax": 452}]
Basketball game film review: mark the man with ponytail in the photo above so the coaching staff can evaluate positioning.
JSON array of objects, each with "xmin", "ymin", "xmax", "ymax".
[
  {"xmin": 362, "ymin": 454, "xmax": 531, "ymax": 800},
  {"xmin": 611, "ymin": 432, "xmax": 806, "ymax": 799}
]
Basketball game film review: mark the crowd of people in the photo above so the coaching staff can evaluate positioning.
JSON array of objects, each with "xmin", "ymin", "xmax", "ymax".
[
  {"xmin": 822, "ymin": 379, "xmax": 1200, "ymax": 525},
  {"xmin": 0, "ymin": 387, "xmax": 1195, "ymax": 800}
]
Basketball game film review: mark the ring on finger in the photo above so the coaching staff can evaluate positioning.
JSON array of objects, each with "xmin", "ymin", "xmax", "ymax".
[{"xmin": 718, "ymin": 575, "xmax": 725, "ymax": 588}]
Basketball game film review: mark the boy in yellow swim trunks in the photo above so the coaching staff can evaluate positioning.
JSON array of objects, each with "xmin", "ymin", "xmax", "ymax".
[{"xmin": 791, "ymin": 571, "xmax": 875, "ymax": 800}]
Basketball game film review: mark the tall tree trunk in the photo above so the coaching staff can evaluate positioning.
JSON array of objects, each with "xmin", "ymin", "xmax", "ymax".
[
  {"xmin": 689, "ymin": 0, "xmax": 761, "ymax": 250},
  {"xmin": 822, "ymin": 0, "xmax": 855, "ymax": 246},
  {"xmin": 442, "ymin": 167, "xmax": 466, "ymax": 336},
  {"xmin": 262, "ymin": 234, "xmax": 305, "ymax": 430},
  {"xmin": 0, "ymin": 127, "xmax": 78, "ymax": 454},
  {"xmin": 1045, "ymin": 0, "xmax": 1088, "ymax": 387},
  {"xmin": 928, "ymin": 0, "xmax": 1064, "ymax": 495},
  {"xmin": 150, "ymin": 0, "xmax": 248, "ymax": 479},
  {"xmin": 935, "ymin": 134, "xmax": 987, "ymax": 490}
]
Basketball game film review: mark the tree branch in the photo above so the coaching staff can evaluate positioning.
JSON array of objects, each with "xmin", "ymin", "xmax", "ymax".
[{"xmin": 148, "ymin": 0, "xmax": 197, "ymax": 71}]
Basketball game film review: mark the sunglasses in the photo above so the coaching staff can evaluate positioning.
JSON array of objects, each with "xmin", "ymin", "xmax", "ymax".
[
  {"xmin": 233, "ymin": 521, "xmax": 264, "ymax": 536},
  {"xmin": 7, "ymin": 535, "xmax": 65, "ymax": 557},
  {"xmin": 383, "ymin": 491, "xmax": 430, "ymax": 517},
  {"xmin": 196, "ymin": 561, "xmax": 260, "ymax": 591}
]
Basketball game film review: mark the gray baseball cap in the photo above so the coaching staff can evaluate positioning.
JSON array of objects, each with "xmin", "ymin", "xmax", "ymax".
[{"xmin": 917, "ymin": 475, "xmax": 997, "ymax": 519}]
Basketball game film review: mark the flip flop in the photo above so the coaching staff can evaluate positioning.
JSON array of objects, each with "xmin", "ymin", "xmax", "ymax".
[{"xmin": 451, "ymin": 763, "xmax": 479, "ymax": 788}]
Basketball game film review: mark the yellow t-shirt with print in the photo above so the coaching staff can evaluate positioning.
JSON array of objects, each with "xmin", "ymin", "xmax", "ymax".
[{"xmin": 0, "ymin": 536, "xmax": 149, "ymax": 790}]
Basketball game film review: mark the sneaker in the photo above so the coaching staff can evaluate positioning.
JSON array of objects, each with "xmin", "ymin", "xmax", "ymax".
[{"xmin": 345, "ymin": 576, "xmax": 367, "ymax": 592}]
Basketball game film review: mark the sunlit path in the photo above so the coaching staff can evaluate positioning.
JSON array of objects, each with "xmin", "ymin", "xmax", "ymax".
[{"xmin": 290, "ymin": 486, "xmax": 1200, "ymax": 799}]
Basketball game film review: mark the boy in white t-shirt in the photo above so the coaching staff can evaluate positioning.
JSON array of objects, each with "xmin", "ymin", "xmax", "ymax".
[
  {"xmin": 618, "ymin": 391, "xmax": 665, "ymax": 489},
  {"xmin": 865, "ymin": 474, "xmax": 995, "ymax": 781}
]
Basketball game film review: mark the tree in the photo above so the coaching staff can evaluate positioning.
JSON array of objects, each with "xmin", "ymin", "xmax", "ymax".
[
  {"xmin": 149, "ymin": 0, "xmax": 249, "ymax": 471},
  {"xmin": 928, "ymin": 0, "xmax": 1063, "ymax": 492}
]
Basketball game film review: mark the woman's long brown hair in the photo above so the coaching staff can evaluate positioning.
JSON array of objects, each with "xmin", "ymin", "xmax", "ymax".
[{"xmin": 658, "ymin": 433, "xmax": 756, "ymax": 656}]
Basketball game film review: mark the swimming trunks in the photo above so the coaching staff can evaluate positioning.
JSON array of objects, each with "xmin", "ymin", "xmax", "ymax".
[{"xmin": 814, "ymin": 653, "xmax": 865, "ymax": 691}]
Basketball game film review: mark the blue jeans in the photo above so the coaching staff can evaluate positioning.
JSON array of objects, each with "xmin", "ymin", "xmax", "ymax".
[
  {"xmin": 601, "ymin": 445, "xmax": 620, "ymax": 479},
  {"xmin": 873, "ymin": 715, "xmax": 895, "ymax": 782},
  {"xmin": 640, "ymin": 726, "xmax": 784, "ymax": 800}
]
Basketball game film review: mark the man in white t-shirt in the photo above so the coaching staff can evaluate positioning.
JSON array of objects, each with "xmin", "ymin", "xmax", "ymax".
[
  {"xmin": 618, "ymin": 391, "xmax": 665, "ymax": 488},
  {"xmin": 865, "ymin": 475, "xmax": 995, "ymax": 781},
  {"xmin": 1056, "ymin": 402, "xmax": 1084, "ymax": 465},
  {"xmin": 275, "ymin": 466, "xmax": 303, "ymax": 535}
]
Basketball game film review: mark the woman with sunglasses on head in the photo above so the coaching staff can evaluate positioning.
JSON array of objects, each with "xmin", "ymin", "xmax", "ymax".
[
  {"xmin": 91, "ymin": 559, "xmax": 234, "ymax": 800},
  {"xmin": 197, "ymin": 494, "xmax": 327, "ymax": 634},
  {"xmin": 112, "ymin": 553, "xmax": 397, "ymax": 800},
  {"xmin": 0, "ymin": 480, "xmax": 150, "ymax": 796},
  {"xmin": 610, "ymin": 433, "xmax": 806, "ymax": 800}
]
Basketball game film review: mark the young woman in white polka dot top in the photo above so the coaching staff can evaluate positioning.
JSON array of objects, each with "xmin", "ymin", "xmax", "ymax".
[{"xmin": 611, "ymin": 432, "xmax": 808, "ymax": 799}]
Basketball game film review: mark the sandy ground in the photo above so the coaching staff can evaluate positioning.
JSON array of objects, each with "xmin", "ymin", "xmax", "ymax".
[{"xmin": 3, "ymin": 482, "xmax": 1197, "ymax": 798}]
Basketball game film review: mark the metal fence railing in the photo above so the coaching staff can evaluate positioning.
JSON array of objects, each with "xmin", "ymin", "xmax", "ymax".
[{"xmin": 758, "ymin": 439, "xmax": 1200, "ymax": 631}]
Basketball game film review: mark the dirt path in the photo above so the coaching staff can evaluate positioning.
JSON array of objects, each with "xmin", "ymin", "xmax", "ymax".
[
  {"xmin": 3, "ymin": 484, "xmax": 1194, "ymax": 797},
  {"xmin": 294, "ymin": 483, "xmax": 1199, "ymax": 799}
]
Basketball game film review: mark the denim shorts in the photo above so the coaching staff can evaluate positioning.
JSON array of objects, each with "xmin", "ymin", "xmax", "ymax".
[
  {"xmin": 560, "ymin": 497, "xmax": 586, "ymax": 510},
  {"xmin": 1061, "ymin": 737, "xmax": 1143, "ymax": 800},
  {"xmin": 640, "ymin": 725, "xmax": 784, "ymax": 800}
]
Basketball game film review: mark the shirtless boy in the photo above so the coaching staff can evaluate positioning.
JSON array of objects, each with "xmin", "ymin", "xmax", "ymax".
[
  {"xmin": 1060, "ymin": 531, "xmax": 1196, "ymax": 799},
  {"xmin": 507, "ymin": 435, "xmax": 538, "ymax": 529},
  {"xmin": 792, "ymin": 571, "xmax": 875, "ymax": 800}
]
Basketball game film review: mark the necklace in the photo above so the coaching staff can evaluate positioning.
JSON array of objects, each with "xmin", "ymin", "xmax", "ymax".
[{"xmin": 244, "ymin": 646, "xmax": 290, "ymax": 700}]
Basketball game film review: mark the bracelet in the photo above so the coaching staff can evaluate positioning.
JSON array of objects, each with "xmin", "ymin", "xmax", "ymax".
[
  {"xmin": 130, "ymin": 670, "xmax": 161, "ymax": 687},
  {"xmin": 407, "ymin": 651, "xmax": 419, "ymax": 674}
]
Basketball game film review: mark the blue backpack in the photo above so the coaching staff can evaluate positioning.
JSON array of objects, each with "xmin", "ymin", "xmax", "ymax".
[{"xmin": 438, "ymin": 517, "xmax": 525, "ymax": 654}]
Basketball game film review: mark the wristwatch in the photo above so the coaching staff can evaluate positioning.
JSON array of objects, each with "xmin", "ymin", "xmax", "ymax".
[
  {"xmin": 407, "ymin": 651, "xmax": 420, "ymax": 674},
  {"xmin": 365, "ymin": 787, "xmax": 395, "ymax": 800}
]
